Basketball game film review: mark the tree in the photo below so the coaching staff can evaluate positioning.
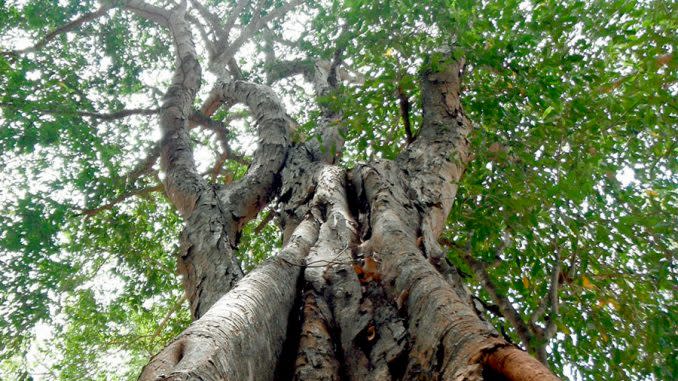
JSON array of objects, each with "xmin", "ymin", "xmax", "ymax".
[{"xmin": 0, "ymin": 0, "xmax": 675, "ymax": 380}]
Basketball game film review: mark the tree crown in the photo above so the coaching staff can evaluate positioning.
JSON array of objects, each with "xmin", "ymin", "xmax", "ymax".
[{"xmin": 0, "ymin": 0, "xmax": 675, "ymax": 380}]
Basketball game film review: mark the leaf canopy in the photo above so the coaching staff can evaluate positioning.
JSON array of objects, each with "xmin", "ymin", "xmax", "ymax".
[{"xmin": 0, "ymin": 0, "xmax": 676, "ymax": 380}]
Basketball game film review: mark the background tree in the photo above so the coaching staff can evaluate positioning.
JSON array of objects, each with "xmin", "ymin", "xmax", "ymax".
[{"xmin": 0, "ymin": 0, "xmax": 675, "ymax": 380}]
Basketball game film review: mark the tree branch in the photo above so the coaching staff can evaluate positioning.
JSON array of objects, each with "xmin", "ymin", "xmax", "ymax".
[
  {"xmin": 396, "ymin": 53, "xmax": 472, "ymax": 261},
  {"xmin": 189, "ymin": 0, "xmax": 225, "ymax": 38},
  {"xmin": 461, "ymin": 249, "xmax": 534, "ymax": 351},
  {"xmin": 223, "ymin": 0, "xmax": 251, "ymax": 40},
  {"xmin": 122, "ymin": 0, "xmax": 173, "ymax": 28},
  {"xmin": 126, "ymin": 145, "xmax": 162, "ymax": 186},
  {"xmin": 0, "ymin": 101, "xmax": 159, "ymax": 121},
  {"xmin": 79, "ymin": 183, "xmax": 164, "ymax": 216},
  {"xmin": 213, "ymin": 80, "xmax": 291, "ymax": 223},
  {"xmin": 139, "ymin": 211, "xmax": 321, "ymax": 381},
  {"xmin": 211, "ymin": 0, "xmax": 305, "ymax": 70},
  {"xmin": 121, "ymin": 0, "xmax": 205, "ymax": 218},
  {"xmin": 266, "ymin": 59, "xmax": 315, "ymax": 84},
  {"xmin": 150, "ymin": 295, "xmax": 187, "ymax": 341},
  {"xmin": 1, "ymin": 6, "xmax": 111, "ymax": 55},
  {"xmin": 530, "ymin": 242, "xmax": 562, "ymax": 359},
  {"xmin": 186, "ymin": 14, "xmax": 216, "ymax": 58},
  {"xmin": 397, "ymin": 83, "xmax": 414, "ymax": 144}
]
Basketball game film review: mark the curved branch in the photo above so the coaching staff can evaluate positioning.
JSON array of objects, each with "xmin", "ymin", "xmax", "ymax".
[
  {"xmin": 121, "ymin": 0, "xmax": 204, "ymax": 218},
  {"xmin": 2, "ymin": 6, "xmax": 111, "ymax": 55},
  {"xmin": 122, "ymin": 0, "xmax": 173, "ymax": 28},
  {"xmin": 174, "ymin": 80, "xmax": 291, "ymax": 319},
  {"xmin": 212, "ymin": 80, "xmax": 291, "ymax": 223}
]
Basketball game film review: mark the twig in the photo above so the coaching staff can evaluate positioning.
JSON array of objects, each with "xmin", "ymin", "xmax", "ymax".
[
  {"xmin": 150, "ymin": 295, "xmax": 187, "ymax": 341},
  {"xmin": 79, "ymin": 183, "xmax": 164, "ymax": 216},
  {"xmin": 0, "ymin": 101, "xmax": 159, "ymax": 121},
  {"xmin": 2, "ymin": 6, "xmax": 111, "ymax": 56}
]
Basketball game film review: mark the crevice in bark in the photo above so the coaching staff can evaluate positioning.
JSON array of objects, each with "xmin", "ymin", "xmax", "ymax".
[
  {"xmin": 274, "ymin": 268, "xmax": 307, "ymax": 381},
  {"xmin": 293, "ymin": 288, "xmax": 342, "ymax": 381}
]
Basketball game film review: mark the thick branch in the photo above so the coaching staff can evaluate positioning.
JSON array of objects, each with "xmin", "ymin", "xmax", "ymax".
[
  {"xmin": 122, "ymin": 1, "xmax": 205, "ymax": 218},
  {"xmin": 214, "ymin": 80, "xmax": 291, "ymax": 224},
  {"xmin": 354, "ymin": 161, "xmax": 502, "ymax": 379},
  {"xmin": 397, "ymin": 53, "xmax": 472, "ymax": 261},
  {"xmin": 139, "ymin": 216, "xmax": 320, "ymax": 381},
  {"xmin": 174, "ymin": 80, "xmax": 291, "ymax": 318},
  {"xmin": 266, "ymin": 59, "xmax": 315, "ymax": 84},
  {"xmin": 353, "ymin": 158, "xmax": 560, "ymax": 380},
  {"xmin": 485, "ymin": 345, "xmax": 561, "ymax": 381},
  {"xmin": 347, "ymin": 55, "xmax": 560, "ymax": 380},
  {"xmin": 122, "ymin": 0, "xmax": 174, "ymax": 28}
]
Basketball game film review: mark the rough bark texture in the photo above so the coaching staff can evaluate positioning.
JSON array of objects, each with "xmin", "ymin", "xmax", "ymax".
[
  {"xmin": 178, "ymin": 80, "xmax": 291, "ymax": 318},
  {"xmin": 139, "ymin": 217, "xmax": 319, "ymax": 381}
]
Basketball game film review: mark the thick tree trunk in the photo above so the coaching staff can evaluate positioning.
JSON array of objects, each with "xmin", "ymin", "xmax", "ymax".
[
  {"xmin": 124, "ymin": 4, "xmax": 558, "ymax": 377},
  {"xmin": 137, "ymin": 45, "xmax": 560, "ymax": 380}
]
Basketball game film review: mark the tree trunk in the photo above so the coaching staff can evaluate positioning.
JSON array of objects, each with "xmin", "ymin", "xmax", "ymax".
[{"xmin": 135, "ymin": 34, "xmax": 560, "ymax": 378}]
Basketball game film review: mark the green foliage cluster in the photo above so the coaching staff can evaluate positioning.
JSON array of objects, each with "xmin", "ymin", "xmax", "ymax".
[{"xmin": 0, "ymin": 0, "xmax": 675, "ymax": 380}]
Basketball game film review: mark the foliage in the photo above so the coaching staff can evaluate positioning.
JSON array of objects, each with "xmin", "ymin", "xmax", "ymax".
[{"xmin": 0, "ymin": 0, "xmax": 675, "ymax": 380}]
